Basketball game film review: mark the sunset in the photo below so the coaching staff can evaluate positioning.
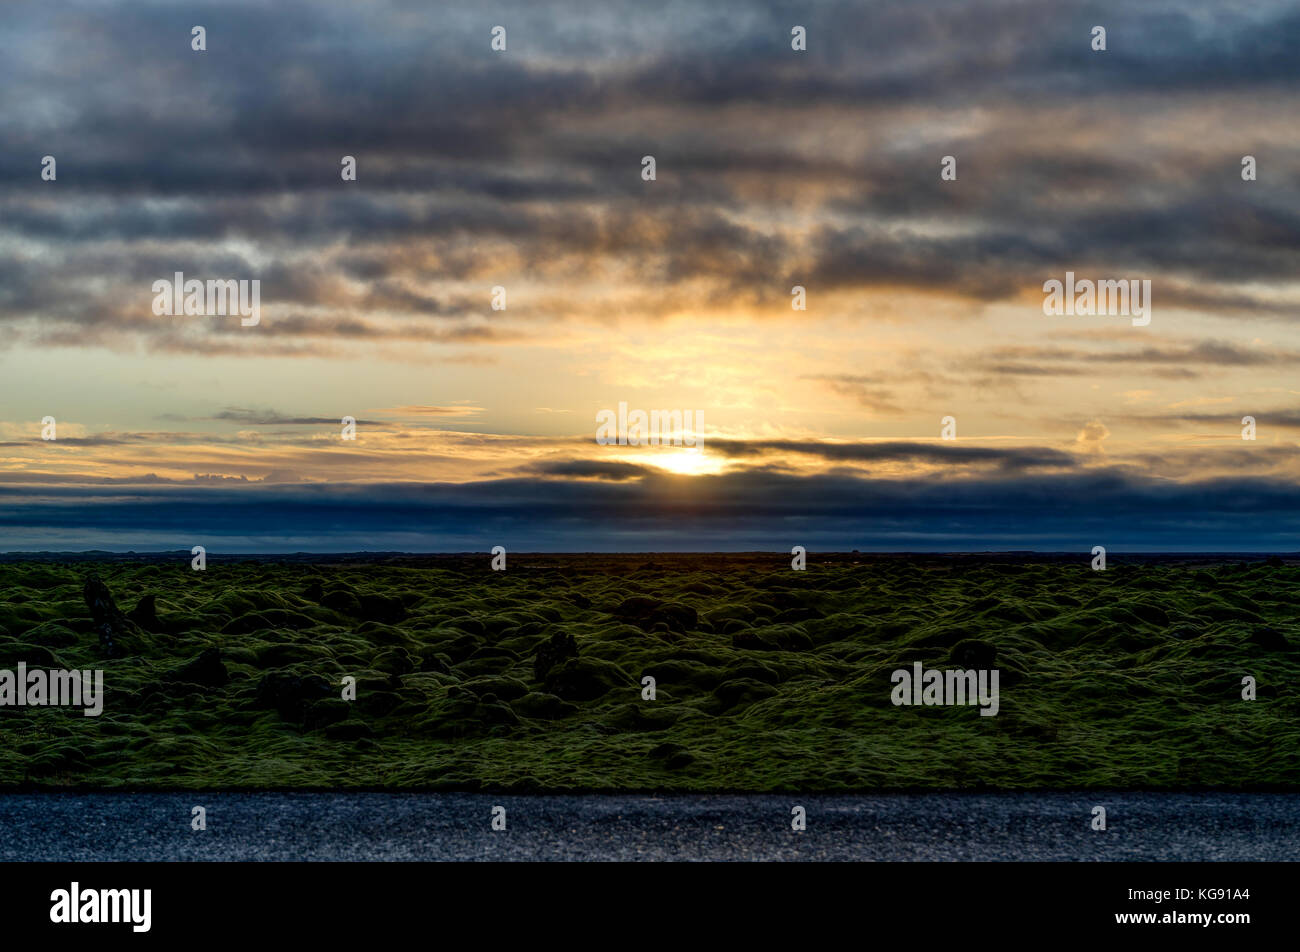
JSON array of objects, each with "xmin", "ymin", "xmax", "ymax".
[
  {"xmin": 2, "ymin": 0, "xmax": 1298, "ymax": 551},
  {"xmin": 0, "ymin": 0, "xmax": 1295, "ymax": 935}
]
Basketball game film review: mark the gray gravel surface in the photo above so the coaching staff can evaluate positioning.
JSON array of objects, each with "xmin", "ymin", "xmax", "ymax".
[{"xmin": 0, "ymin": 792, "xmax": 1295, "ymax": 861}]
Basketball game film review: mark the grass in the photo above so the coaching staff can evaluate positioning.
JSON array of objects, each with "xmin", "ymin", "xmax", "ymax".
[{"xmin": 0, "ymin": 553, "xmax": 1296, "ymax": 792}]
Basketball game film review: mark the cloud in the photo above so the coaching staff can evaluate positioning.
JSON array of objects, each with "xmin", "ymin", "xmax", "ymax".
[
  {"xmin": 0, "ymin": 0, "xmax": 1296, "ymax": 553},
  {"xmin": 1075, "ymin": 420, "xmax": 1111, "ymax": 455},
  {"xmin": 2, "ymin": 468, "xmax": 1298, "ymax": 552},
  {"xmin": 706, "ymin": 439, "xmax": 1079, "ymax": 472},
  {"xmin": 211, "ymin": 408, "xmax": 388, "ymax": 426},
  {"xmin": 805, "ymin": 375, "xmax": 905, "ymax": 414},
  {"xmin": 520, "ymin": 459, "xmax": 651, "ymax": 481},
  {"xmin": 373, "ymin": 406, "xmax": 486, "ymax": 417},
  {"xmin": 1, "ymin": 0, "xmax": 1298, "ymax": 357}
]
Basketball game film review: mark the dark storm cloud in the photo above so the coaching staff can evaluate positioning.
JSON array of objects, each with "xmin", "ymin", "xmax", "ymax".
[
  {"xmin": 521, "ymin": 459, "xmax": 652, "ymax": 480},
  {"xmin": 1, "ymin": 467, "xmax": 1297, "ymax": 551},
  {"xmin": 1, "ymin": 0, "xmax": 1298, "ymax": 350},
  {"xmin": 705, "ymin": 438, "xmax": 1078, "ymax": 471},
  {"xmin": 211, "ymin": 408, "xmax": 388, "ymax": 426}
]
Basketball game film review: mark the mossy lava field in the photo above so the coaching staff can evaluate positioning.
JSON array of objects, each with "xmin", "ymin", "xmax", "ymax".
[{"xmin": 0, "ymin": 553, "xmax": 1296, "ymax": 792}]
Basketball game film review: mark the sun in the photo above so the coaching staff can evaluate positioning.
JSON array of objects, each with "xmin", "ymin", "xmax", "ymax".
[{"xmin": 644, "ymin": 448, "xmax": 725, "ymax": 476}]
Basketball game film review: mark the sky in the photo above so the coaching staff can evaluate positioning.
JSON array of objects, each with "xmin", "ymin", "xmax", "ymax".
[{"xmin": 1, "ymin": 0, "xmax": 1298, "ymax": 552}]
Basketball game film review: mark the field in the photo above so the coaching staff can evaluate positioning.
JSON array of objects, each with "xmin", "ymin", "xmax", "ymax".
[{"xmin": 0, "ymin": 554, "xmax": 1296, "ymax": 791}]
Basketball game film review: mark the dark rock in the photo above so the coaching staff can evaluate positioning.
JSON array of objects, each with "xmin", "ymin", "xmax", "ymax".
[
  {"xmin": 567, "ymin": 592, "xmax": 592, "ymax": 609},
  {"xmin": 83, "ymin": 575, "xmax": 119, "ymax": 620},
  {"xmin": 164, "ymin": 647, "xmax": 228, "ymax": 688},
  {"xmin": 127, "ymin": 594, "xmax": 159, "ymax": 631},
  {"xmin": 533, "ymin": 630, "xmax": 579, "ymax": 682},
  {"xmin": 302, "ymin": 580, "xmax": 325, "ymax": 602},
  {"xmin": 83, "ymin": 575, "xmax": 143, "ymax": 657}
]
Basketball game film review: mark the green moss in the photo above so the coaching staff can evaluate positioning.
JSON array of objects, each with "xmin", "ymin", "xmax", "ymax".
[{"xmin": 0, "ymin": 555, "xmax": 1296, "ymax": 792}]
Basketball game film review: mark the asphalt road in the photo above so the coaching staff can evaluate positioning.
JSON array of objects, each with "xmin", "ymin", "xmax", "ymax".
[{"xmin": 1, "ymin": 792, "xmax": 1295, "ymax": 861}]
